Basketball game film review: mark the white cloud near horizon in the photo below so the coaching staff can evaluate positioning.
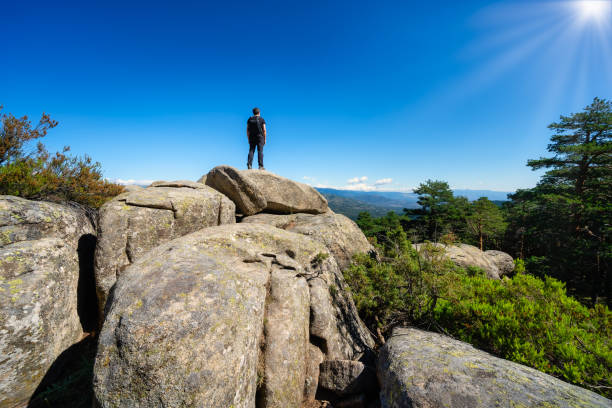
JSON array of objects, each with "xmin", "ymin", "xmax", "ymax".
[
  {"xmin": 374, "ymin": 178, "xmax": 393, "ymax": 185},
  {"xmin": 309, "ymin": 175, "xmax": 400, "ymax": 192},
  {"xmin": 347, "ymin": 176, "xmax": 368, "ymax": 184}
]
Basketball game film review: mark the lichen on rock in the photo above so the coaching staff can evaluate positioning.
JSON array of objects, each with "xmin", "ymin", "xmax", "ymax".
[
  {"xmin": 377, "ymin": 327, "xmax": 611, "ymax": 408},
  {"xmin": 94, "ymin": 182, "xmax": 236, "ymax": 319},
  {"xmin": 94, "ymin": 223, "xmax": 373, "ymax": 408},
  {"xmin": 0, "ymin": 196, "xmax": 95, "ymax": 408}
]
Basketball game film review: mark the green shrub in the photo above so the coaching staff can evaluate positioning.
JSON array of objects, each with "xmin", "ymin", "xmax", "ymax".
[
  {"xmin": 344, "ymin": 243, "xmax": 457, "ymax": 341},
  {"xmin": 513, "ymin": 258, "xmax": 526, "ymax": 274},
  {"xmin": 0, "ymin": 107, "xmax": 123, "ymax": 207},
  {"xmin": 434, "ymin": 273, "xmax": 611, "ymax": 397},
  {"xmin": 344, "ymin": 247, "xmax": 611, "ymax": 397}
]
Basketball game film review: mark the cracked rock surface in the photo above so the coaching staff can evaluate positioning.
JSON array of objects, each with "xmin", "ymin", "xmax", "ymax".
[
  {"xmin": 242, "ymin": 211, "xmax": 372, "ymax": 271},
  {"xmin": 0, "ymin": 196, "xmax": 95, "ymax": 407},
  {"xmin": 93, "ymin": 223, "xmax": 373, "ymax": 408},
  {"xmin": 93, "ymin": 182, "xmax": 235, "ymax": 317}
]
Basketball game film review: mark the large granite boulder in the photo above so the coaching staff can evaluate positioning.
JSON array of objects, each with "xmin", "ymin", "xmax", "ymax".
[
  {"xmin": 414, "ymin": 243, "xmax": 513, "ymax": 279},
  {"xmin": 378, "ymin": 327, "xmax": 611, "ymax": 408},
  {"xmin": 0, "ymin": 196, "xmax": 95, "ymax": 407},
  {"xmin": 204, "ymin": 165, "xmax": 328, "ymax": 215},
  {"xmin": 485, "ymin": 250, "xmax": 515, "ymax": 276},
  {"xmin": 205, "ymin": 166, "xmax": 267, "ymax": 215},
  {"xmin": 242, "ymin": 211, "xmax": 372, "ymax": 270},
  {"xmin": 94, "ymin": 223, "xmax": 373, "ymax": 408},
  {"xmin": 94, "ymin": 182, "xmax": 235, "ymax": 318}
]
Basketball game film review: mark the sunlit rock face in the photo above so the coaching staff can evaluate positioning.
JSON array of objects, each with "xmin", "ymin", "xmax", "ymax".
[
  {"xmin": 378, "ymin": 327, "xmax": 612, "ymax": 408},
  {"xmin": 203, "ymin": 165, "xmax": 328, "ymax": 216},
  {"xmin": 93, "ymin": 181, "xmax": 235, "ymax": 320},
  {"xmin": 0, "ymin": 196, "xmax": 95, "ymax": 408},
  {"xmin": 241, "ymin": 211, "xmax": 372, "ymax": 271},
  {"xmin": 93, "ymin": 223, "xmax": 373, "ymax": 408}
]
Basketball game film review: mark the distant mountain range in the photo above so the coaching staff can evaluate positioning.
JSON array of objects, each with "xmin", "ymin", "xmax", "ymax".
[{"xmin": 316, "ymin": 188, "xmax": 512, "ymax": 220}]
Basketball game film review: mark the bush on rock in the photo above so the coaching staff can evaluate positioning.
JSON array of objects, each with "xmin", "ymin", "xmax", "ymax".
[{"xmin": 0, "ymin": 107, "xmax": 123, "ymax": 208}]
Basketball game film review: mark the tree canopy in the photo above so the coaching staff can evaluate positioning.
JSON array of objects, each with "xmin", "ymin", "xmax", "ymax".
[{"xmin": 0, "ymin": 106, "xmax": 123, "ymax": 208}]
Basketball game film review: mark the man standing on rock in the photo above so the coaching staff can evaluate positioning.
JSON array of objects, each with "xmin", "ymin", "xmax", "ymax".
[{"xmin": 246, "ymin": 107, "xmax": 266, "ymax": 170}]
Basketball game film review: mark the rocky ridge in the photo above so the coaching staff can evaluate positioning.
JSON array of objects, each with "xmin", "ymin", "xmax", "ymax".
[{"xmin": 0, "ymin": 165, "xmax": 609, "ymax": 408}]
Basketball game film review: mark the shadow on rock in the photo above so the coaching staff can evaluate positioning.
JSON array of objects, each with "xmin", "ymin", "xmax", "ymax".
[
  {"xmin": 77, "ymin": 233, "xmax": 99, "ymax": 333},
  {"xmin": 27, "ymin": 335, "xmax": 97, "ymax": 408},
  {"xmin": 28, "ymin": 233, "xmax": 99, "ymax": 408}
]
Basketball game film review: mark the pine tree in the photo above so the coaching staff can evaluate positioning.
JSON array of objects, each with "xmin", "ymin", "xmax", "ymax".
[
  {"xmin": 413, "ymin": 180, "xmax": 455, "ymax": 241},
  {"xmin": 466, "ymin": 197, "xmax": 506, "ymax": 250},
  {"xmin": 506, "ymin": 97, "xmax": 611, "ymax": 304}
]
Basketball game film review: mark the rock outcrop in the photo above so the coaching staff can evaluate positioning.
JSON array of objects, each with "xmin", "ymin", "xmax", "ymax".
[
  {"xmin": 242, "ymin": 211, "xmax": 372, "ymax": 270},
  {"xmin": 0, "ymin": 196, "xmax": 95, "ymax": 407},
  {"xmin": 414, "ymin": 243, "xmax": 514, "ymax": 279},
  {"xmin": 485, "ymin": 249, "xmax": 515, "ymax": 276},
  {"xmin": 205, "ymin": 166, "xmax": 267, "ymax": 215},
  {"xmin": 377, "ymin": 327, "xmax": 611, "ymax": 408},
  {"xmin": 94, "ymin": 223, "xmax": 373, "ymax": 408},
  {"xmin": 204, "ymin": 165, "xmax": 328, "ymax": 215},
  {"xmin": 93, "ymin": 182, "xmax": 235, "ymax": 317},
  {"xmin": 10, "ymin": 169, "xmax": 605, "ymax": 408}
]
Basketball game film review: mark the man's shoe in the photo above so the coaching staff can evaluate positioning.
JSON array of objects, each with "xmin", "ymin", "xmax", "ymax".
[
  {"xmin": 247, "ymin": 165, "xmax": 252, "ymax": 169},
  {"xmin": 259, "ymin": 167, "xmax": 266, "ymax": 170}
]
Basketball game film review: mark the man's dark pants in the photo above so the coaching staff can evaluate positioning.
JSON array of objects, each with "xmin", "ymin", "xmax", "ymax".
[{"xmin": 247, "ymin": 138, "xmax": 264, "ymax": 168}]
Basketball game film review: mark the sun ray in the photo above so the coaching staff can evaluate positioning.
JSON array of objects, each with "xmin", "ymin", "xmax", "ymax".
[
  {"xmin": 572, "ymin": 0, "xmax": 612, "ymax": 24},
  {"xmin": 438, "ymin": 1, "xmax": 612, "ymax": 119}
]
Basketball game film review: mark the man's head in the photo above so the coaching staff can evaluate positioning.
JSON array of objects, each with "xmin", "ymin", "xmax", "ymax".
[{"xmin": 252, "ymin": 107, "xmax": 260, "ymax": 115}]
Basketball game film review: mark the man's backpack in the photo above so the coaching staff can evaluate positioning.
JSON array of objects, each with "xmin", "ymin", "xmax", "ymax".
[
  {"xmin": 254, "ymin": 116, "xmax": 263, "ymax": 137},
  {"xmin": 249, "ymin": 116, "xmax": 264, "ymax": 140}
]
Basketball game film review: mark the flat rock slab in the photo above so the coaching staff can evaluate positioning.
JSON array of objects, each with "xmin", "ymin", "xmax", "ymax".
[
  {"xmin": 0, "ymin": 196, "xmax": 95, "ymax": 407},
  {"xmin": 204, "ymin": 165, "xmax": 328, "ymax": 215},
  {"xmin": 94, "ymin": 183, "xmax": 235, "ymax": 318},
  {"xmin": 242, "ymin": 211, "xmax": 372, "ymax": 270},
  {"xmin": 149, "ymin": 180, "xmax": 208, "ymax": 189},
  {"xmin": 378, "ymin": 327, "xmax": 611, "ymax": 408}
]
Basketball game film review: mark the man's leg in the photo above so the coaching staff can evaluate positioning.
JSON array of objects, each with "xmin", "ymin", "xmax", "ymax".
[
  {"xmin": 247, "ymin": 142, "xmax": 256, "ymax": 169},
  {"xmin": 257, "ymin": 140, "xmax": 264, "ymax": 169}
]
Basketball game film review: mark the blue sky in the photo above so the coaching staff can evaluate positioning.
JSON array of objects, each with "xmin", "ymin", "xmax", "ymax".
[{"xmin": 3, "ymin": 1, "xmax": 611, "ymax": 191}]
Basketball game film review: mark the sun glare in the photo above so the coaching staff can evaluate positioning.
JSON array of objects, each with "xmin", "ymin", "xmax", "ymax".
[{"xmin": 573, "ymin": 0, "xmax": 612, "ymax": 23}]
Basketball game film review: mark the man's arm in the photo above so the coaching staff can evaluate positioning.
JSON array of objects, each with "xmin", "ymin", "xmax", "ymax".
[
  {"xmin": 262, "ymin": 123, "xmax": 267, "ymax": 144},
  {"xmin": 247, "ymin": 126, "xmax": 250, "ymax": 141}
]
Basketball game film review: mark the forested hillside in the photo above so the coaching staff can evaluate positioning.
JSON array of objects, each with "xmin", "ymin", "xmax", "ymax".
[
  {"xmin": 319, "ymin": 192, "xmax": 399, "ymax": 219},
  {"xmin": 342, "ymin": 99, "xmax": 611, "ymax": 397},
  {"xmin": 317, "ymin": 188, "xmax": 512, "ymax": 220},
  {"xmin": 353, "ymin": 98, "xmax": 611, "ymax": 306}
]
